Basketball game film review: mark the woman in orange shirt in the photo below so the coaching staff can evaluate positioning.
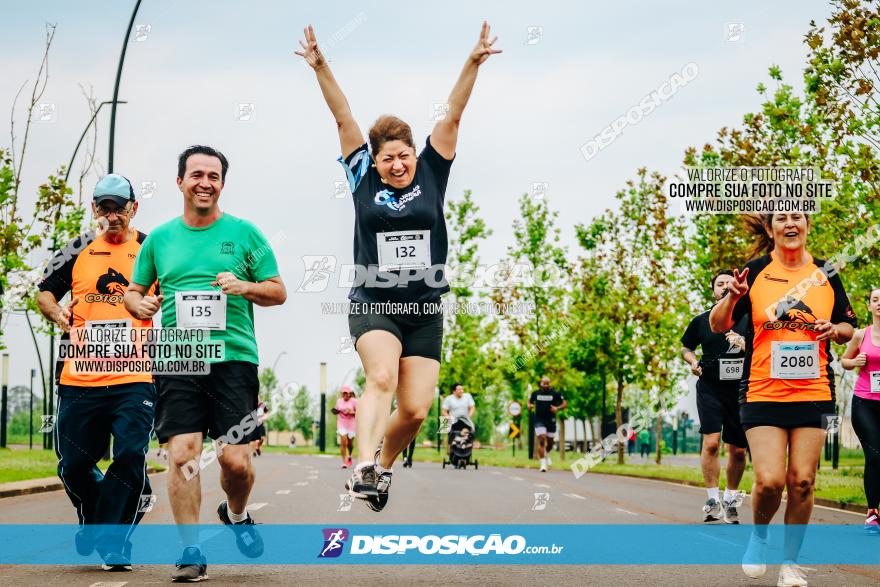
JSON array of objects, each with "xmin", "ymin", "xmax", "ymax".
[{"xmin": 710, "ymin": 213, "xmax": 856, "ymax": 586}]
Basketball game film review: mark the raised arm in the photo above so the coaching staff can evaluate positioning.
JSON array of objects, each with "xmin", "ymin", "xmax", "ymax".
[
  {"xmin": 710, "ymin": 268, "xmax": 749, "ymax": 333},
  {"xmin": 430, "ymin": 21, "xmax": 502, "ymax": 159},
  {"xmin": 295, "ymin": 24, "xmax": 364, "ymax": 157}
]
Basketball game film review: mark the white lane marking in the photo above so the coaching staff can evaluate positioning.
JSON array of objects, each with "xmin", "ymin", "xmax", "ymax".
[
  {"xmin": 307, "ymin": 475, "xmax": 319, "ymax": 480},
  {"xmin": 247, "ymin": 502, "xmax": 268, "ymax": 511},
  {"xmin": 697, "ymin": 531, "xmax": 740, "ymax": 547},
  {"xmin": 90, "ymin": 583, "xmax": 128, "ymax": 587},
  {"xmin": 509, "ymin": 476, "xmax": 524, "ymax": 481},
  {"xmin": 316, "ymin": 454, "xmax": 333, "ymax": 459},
  {"xmin": 615, "ymin": 508, "xmax": 638, "ymax": 516},
  {"xmin": 293, "ymin": 481, "xmax": 309, "ymax": 486},
  {"xmin": 534, "ymin": 483, "xmax": 551, "ymax": 488},
  {"xmin": 276, "ymin": 489, "xmax": 291, "ymax": 495},
  {"xmin": 490, "ymin": 471, "xmax": 502, "ymax": 475},
  {"xmin": 564, "ymin": 493, "xmax": 586, "ymax": 500}
]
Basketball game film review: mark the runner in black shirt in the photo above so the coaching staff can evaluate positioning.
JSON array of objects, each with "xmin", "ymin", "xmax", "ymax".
[
  {"xmin": 681, "ymin": 270, "xmax": 748, "ymax": 524},
  {"xmin": 296, "ymin": 22, "xmax": 501, "ymax": 511},
  {"xmin": 528, "ymin": 377, "xmax": 566, "ymax": 472}
]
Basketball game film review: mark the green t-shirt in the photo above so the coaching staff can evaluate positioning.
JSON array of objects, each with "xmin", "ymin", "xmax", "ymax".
[{"xmin": 131, "ymin": 213, "xmax": 279, "ymax": 364}]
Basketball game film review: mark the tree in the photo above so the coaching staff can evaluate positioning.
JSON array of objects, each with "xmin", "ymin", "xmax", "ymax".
[
  {"xmin": 575, "ymin": 168, "xmax": 693, "ymax": 464},
  {"xmin": 2, "ymin": 24, "xmax": 87, "ymax": 350},
  {"xmin": 260, "ymin": 367, "xmax": 292, "ymax": 433},
  {"xmin": 493, "ymin": 193, "xmax": 580, "ymax": 454},
  {"xmin": 292, "ymin": 386, "xmax": 315, "ymax": 442},
  {"xmin": 440, "ymin": 190, "xmax": 505, "ymax": 444}
]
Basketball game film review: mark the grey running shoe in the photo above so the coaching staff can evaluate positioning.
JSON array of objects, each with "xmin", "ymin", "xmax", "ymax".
[
  {"xmin": 171, "ymin": 546, "xmax": 207, "ymax": 582},
  {"xmin": 345, "ymin": 464, "xmax": 379, "ymax": 499},
  {"xmin": 367, "ymin": 469, "xmax": 392, "ymax": 512},
  {"xmin": 723, "ymin": 492, "xmax": 744, "ymax": 524},
  {"xmin": 702, "ymin": 498, "xmax": 722, "ymax": 522}
]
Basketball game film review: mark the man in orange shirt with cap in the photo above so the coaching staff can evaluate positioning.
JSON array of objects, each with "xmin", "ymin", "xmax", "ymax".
[{"xmin": 37, "ymin": 174, "xmax": 157, "ymax": 572}]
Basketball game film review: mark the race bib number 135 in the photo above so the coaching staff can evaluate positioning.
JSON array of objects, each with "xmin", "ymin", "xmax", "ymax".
[{"xmin": 176, "ymin": 291, "xmax": 227, "ymax": 330}]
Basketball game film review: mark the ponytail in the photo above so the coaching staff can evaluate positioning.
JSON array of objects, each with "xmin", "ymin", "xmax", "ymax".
[{"xmin": 743, "ymin": 214, "xmax": 774, "ymax": 260}]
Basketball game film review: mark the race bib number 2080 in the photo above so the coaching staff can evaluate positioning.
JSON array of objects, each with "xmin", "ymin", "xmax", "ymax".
[{"xmin": 770, "ymin": 341, "xmax": 819, "ymax": 380}]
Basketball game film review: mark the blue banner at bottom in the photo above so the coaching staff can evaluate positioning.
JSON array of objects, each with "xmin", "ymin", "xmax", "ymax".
[{"xmin": 0, "ymin": 524, "xmax": 877, "ymax": 565}]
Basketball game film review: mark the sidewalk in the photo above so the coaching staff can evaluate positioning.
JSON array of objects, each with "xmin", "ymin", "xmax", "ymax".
[{"xmin": 0, "ymin": 466, "xmax": 163, "ymax": 499}]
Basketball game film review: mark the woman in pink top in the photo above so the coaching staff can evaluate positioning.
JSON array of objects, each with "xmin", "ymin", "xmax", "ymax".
[
  {"xmin": 841, "ymin": 286, "xmax": 880, "ymax": 533},
  {"xmin": 333, "ymin": 386, "xmax": 358, "ymax": 468}
]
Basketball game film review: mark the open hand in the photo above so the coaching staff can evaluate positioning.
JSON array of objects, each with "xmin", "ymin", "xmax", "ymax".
[
  {"xmin": 295, "ymin": 25, "xmax": 327, "ymax": 70},
  {"xmin": 470, "ymin": 21, "xmax": 502, "ymax": 65}
]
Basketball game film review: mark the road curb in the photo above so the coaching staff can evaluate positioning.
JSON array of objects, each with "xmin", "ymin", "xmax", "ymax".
[
  {"xmin": 0, "ymin": 467, "xmax": 163, "ymax": 499},
  {"xmin": 588, "ymin": 470, "xmax": 867, "ymax": 514}
]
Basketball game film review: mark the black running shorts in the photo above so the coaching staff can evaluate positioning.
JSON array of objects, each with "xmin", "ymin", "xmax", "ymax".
[
  {"xmin": 155, "ymin": 361, "xmax": 259, "ymax": 444},
  {"xmin": 348, "ymin": 301, "xmax": 444, "ymax": 362},
  {"xmin": 740, "ymin": 400, "xmax": 837, "ymax": 432},
  {"xmin": 696, "ymin": 379, "xmax": 748, "ymax": 448}
]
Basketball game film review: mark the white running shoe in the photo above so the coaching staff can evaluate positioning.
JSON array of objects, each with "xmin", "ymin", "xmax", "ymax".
[
  {"xmin": 702, "ymin": 498, "xmax": 722, "ymax": 523},
  {"xmin": 546, "ymin": 455, "xmax": 552, "ymax": 466},
  {"xmin": 539, "ymin": 458, "xmax": 547, "ymax": 472},
  {"xmin": 741, "ymin": 531, "xmax": 768, "ymax": 579},
  {"xmin": 777, "ymin": 561, "xmax": 810, "ymax": 586}
]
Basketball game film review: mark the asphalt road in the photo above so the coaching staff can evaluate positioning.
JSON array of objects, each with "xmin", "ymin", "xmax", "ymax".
[{"xmin": 0, "ymin": 452, "xmax": 876, "ymax": 586}]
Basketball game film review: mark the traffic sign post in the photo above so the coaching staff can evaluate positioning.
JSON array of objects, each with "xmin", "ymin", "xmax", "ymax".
[{"xmin": 508, "ymin": 401, "xmax": 522, "ymax": 457}]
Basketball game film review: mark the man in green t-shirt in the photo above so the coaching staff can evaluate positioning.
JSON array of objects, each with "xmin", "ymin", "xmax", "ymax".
[{"xmin": 124, "ymin": 145, "xmax": 286, "ymax": 581}]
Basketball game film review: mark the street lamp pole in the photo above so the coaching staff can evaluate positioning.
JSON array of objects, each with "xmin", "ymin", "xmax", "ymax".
[
  {"xmin": 64, "ymin": 100, "xmax": 127, "ymax": 184},
  {"xmin": 29, "ymin": 369, "xmax": 35, "ymax": 450},
  {"xmin": 108, "ymin": 0, "xmax": 142, "ymax": 173},
  {"xmin": 1, "ymin": 353, "xmax": 9, "ymax": 448},
  {"xmin": 319, "ymin": 362, "xmax": 327, "ymax": 452},
  {"xmin": 271, "ymin": 351, "xmax": 287, "ymax": 374}
]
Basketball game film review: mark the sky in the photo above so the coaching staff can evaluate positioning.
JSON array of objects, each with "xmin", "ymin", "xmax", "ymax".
[{"xmin": 1, "ymin": 0, "xmax": 834, "ymax": 407}]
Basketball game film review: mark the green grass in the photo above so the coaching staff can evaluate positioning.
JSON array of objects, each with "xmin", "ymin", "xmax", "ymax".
[
  {"xmin": 590, "ymin": 461, "xmax": 867, "ymax": 506},
  {"xmin": 0, "ymin": 448, "xmax": 165, "ymax": 484}
]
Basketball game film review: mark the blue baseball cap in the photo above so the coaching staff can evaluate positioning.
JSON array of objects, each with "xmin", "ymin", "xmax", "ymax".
[{"xmin": 93, "ymin": 174, "xmax": 135, "ymax": 207}]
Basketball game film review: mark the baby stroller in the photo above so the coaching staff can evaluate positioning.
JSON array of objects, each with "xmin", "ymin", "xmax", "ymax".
[{"xmin": 442, "ymin": 416, "xmax": 478, "ymax": 470}]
